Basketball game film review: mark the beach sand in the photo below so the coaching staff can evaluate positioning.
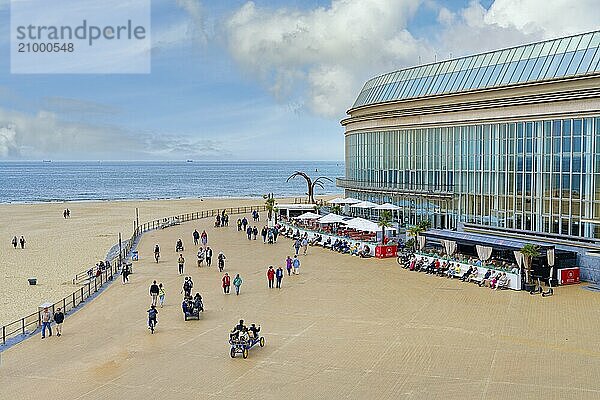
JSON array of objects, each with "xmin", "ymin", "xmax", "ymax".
[
  {"xmin": 1, "ymin": 206, "xmax": 599, "ymax": 399},
  {"xmin": 0, "ymin": 197, "xmax": 286, "ymax": 325}
]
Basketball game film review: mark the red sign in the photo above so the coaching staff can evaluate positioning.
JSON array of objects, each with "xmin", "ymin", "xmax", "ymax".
[
  {"xmin": 558, "ymin": 267, "xmax": 580, "ymax": 285},
  {"xmin": 375, "ymin": 244, "xmax": 397, "ymax": 259}
]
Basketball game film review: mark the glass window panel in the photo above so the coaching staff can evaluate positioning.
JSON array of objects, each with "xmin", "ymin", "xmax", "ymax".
[
  {"xmin": 512, "ymin": 46, "xmax": 525, "ymax": 62},
  {"xmin": 381, "ymin": 82, "xmax": 398, "ymax": 102},
  {"xmin": 511, "ymin": 59, "xmax": 529, "ymax": 83},
  {"xmin": 576, "ymin": 32, "xmax": 593, "ymax": 50},
  {"xmin": 538, "ymin": 40, "xmax": 555, "ymax": 57},
  {"xmin": 446, "ymin": 59, "xmax": 460, "ymax": 73},
  {"xmin": 589, "ymin": 32, "xmax": 600, "ymax": 48},
  {"xmin": 454, "ymin": 57, "xmax": 475, "ymax": 92},
  {"xmin": 566, "ymin": 50, "xmax": 586, "ymax": 76},
  {"xmin": 485, "ymin": 63, "xmax": 505, "ymax": 87},
  {"xmin": 519, "ymin": 44, "xmax": 535, "ymax": 61},
  {"xmin": 425, "ymin": 71, "xmax": 444, "ymax": 96},
  {"xmin": 555, "ymin": 37, "xmax": 571, "ymax": 53},
  {"xmin": 541, "ymin": 52, "xmax": 565, "ymax": 79},
  {"xmin": 473, "ymin": 54, "xmax": 486, "ymax": 68},
  {"xmin": 449, "ymin": 69, "xmax": 468, "ymax": 92},
  {"xmin": 555, "ymin": 51, "xmax": 576, "ymax": 77},
  {"xmin": 415, "ymin": 76, "xmax": 433, "ymax": 97},
  {"xmin": 500, "ymin": 62, "xmax": 519, "ymax": 85},
  {"xmin": 463, "ymin": 67, "xmax": 481, "ymax": 90},
  {"xmin": 407, "ymin": 78, "xmax": 422, "ymax": 98},
  {"xmin": 496, "ymin": 49, "xmax": 510, "ymax": 63},
  {"xmin": 439, "ymin": 71, "xmax": 460, "ymax": 93},
  {"xmin": 529, "ymin": 42, "xmax": 545, "ymax": 58},
  {"xmin": 520, "ymin": 57, "xmax": 539, "ymax": 82},
  {"xmin": 481, "ymin": 52, "xmax": 494, "ymax": 67},
  {"xmin": 437, "ymin": 73, "xmax": 453, "ymax": 93},
  {"xmin": 528, "ymin": 55, "xmax": 549, "ymax": 80},
  {"xmin": 588, "ymin": 46, "xmax": 600, "ymax": 72},
  {"xmin": 471, "ymin": 65, "xmax": 489, "ymax": 87},
  {"xmin": 566, "ymin": 35, "xmax": 582, "ymax": 52},
  {"xmin": 479, "ymin": 64, "xmax": 497, "ymax": 87}
]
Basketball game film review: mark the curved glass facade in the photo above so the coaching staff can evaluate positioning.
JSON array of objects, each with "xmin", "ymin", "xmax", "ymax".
[
  {"xmin": 353, "ymin": 30, "xmax": 600, "ymax": 108},
  {"xmin": 342, "ymin": 117, "xmax": 600, "ymax": 238}
]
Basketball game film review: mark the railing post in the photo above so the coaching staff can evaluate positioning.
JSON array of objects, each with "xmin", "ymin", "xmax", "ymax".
[
  {"xmin": 80, "ymin": 287, "xmax": 84, "ymax": 303},
  {"xmin": 22, "ymin": 318, "xmax": 25, "ymax": 335},
  {"xmin": 73, "ymin": 292, "xmax": 76, "ymax": 309},
  {"xmin": 63, "ymin": 298, "xmax": 66, "ymax": 311},
  {"xmin": 3, "ymin": 325, "xmax": 5, "ymax": 345}
]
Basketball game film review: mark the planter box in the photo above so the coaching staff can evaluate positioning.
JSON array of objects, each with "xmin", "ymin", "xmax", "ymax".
[{"xmin": 375, "ymin": 244, "xmax": 397, "ymax": 259}]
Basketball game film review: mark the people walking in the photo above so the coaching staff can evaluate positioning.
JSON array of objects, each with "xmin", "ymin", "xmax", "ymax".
[
  {"xmin": 267, "ymin": 266, "xmax": 275, "ymax": 288},
  {"xmin": 182, "ymin": 276, "xmax": 193, "ymax": 298},
  {"xmin": 150, "ymin": 280, "xmax": 160, "ymax": 306},
  {"xmin": 222, "ymin": 273, "xmax": 231, "ymax": 294},
  {"xmin": 154, "ymin": 244, "xmax": 160, "ymax": 263},
  {"xmin": 218, "ymin": 251, "xmax": 226, "ymax": 272},
  {"xmin": 293, "ymin": 255, "xmax": 300, "ymax": 275},
  {"xmin": 276, "ymin": 266, "xmax": 284, "ymax": 289},
  {"xmin": 178, "ymin": 254, "xmax": 185, "ymax": 275},
  {"xmin": 197, "ymin": 247, "xmax": 205, "ymax": 267},
  {"xmin": 293, "ymin": 239, "xmax": 301, "ymax": 256},
  {"xmin": 302, "ymin": 237, "xmax": 309, "ymax": 255},
  {"xmin": 286, "ymin": 256, "xmax": 293, "ymax": 276},
  {"xmin": 41, "ymin": 307, "xmax": 52, "ymax": 338},
  {"xmin": 252, "ymin": 226, "xmax": 258, "ymax": 240},
  {"xmin": 233, "ymin": 274, "xmax": 243, "ymax": 295},
  {"xmin": 147, "ymin": 305, "xmax": 158, "ymax": 333},
  {"xmin": 205, "ymin": 246, "xmax": 213, "ymax": 267},
  {"xmin": 201, "ymin": 230, "xmax": 208, "ymax": 248},
  {"xmin": 193, "ymin": 229, "xmax": 200, "ymax": 246},
  {"xmin": 158, "ymin": 283, "xmax": 166, "ymax": 307},
  {"xmin": 237, "ymin": 219, "xmax": 242, "ymax": 231},
  {"xmin": 19, "ymin": 235, "xmax": 26, "ymax": 249},
  {"xmin": 53, "ymin": 307, "xmax": 64, "ymax": 337},
  {"xmin": 122, "ymin": 263, "xmax": 131, "ymax": 284},
  {"xmin": 242, "ymin": 217, "xmax": 248, "ymax": 231},
  {"xmin": 246, "ymin": 226, "xmax": 252, "ymax": 240},
  {"xmin": 261, "ymin": 226, "xmax": 268, "ymax": 243},
  {"xmin": 11, "ymin": 236, "xmax": 17, "ymax": 249}
]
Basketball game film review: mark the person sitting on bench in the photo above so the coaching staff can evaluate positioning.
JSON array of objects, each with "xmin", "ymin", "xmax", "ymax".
[
  {"xmin": 461, "ymin": 266, "xmax": 473, "ymax": 281},
  {"xmin": 495, "ymin": 272, "xmax": 508, "ymax": 290},
  {"xmin": 479, "ymin": 269, "xmax": 492, "ymax": 287}
]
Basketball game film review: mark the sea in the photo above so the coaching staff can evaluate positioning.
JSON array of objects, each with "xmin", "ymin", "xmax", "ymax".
[{"xmin": 0, "ymin": 161, "xmax": 344, "ymax": 203}]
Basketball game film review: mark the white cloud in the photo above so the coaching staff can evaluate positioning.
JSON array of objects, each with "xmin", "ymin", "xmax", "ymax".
[
  {"xmin": 484, "ymin": 0, "xmax": 599, "ymax": 38},
  {"xmin": 174, "ymin": 0, "xmax": 207, "ymax": 44},
  {"xmin": 0, "ymin": 107, "xmax": 227, "ymax": 160},
  {"xmin": 225, "ymin": 0, "xmax": 427, "ymax": 117}
]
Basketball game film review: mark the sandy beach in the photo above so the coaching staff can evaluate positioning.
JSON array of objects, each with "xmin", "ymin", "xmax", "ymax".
[
  {"xmin": 1, "ymin": 206, "xmax": 599, "ymax": 399},
  {"xmin": 0, "ymin": 197, "xmax": 283, "ymax": 325}
]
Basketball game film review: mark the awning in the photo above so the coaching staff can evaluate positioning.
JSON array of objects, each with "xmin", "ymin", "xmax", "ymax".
[
  {"xmin": 293, "ymin": 212, "xmax": 322, "ymax": 220},
  {"xmin": 422, "ymin": 229, "xmax": 554, "ymax": 250}
]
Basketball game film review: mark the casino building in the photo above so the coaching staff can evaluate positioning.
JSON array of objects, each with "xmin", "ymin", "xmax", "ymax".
[{"xmin": 338, "ymin": 30, "xmax": 600, "ymax": 282}]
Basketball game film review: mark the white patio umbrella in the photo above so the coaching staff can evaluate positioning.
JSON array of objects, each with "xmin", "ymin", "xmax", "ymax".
[
  {"xmin": 293, "ymin": 212, "xmax": 322, "ymax": 220},
  {"xmin": 349, "ymin": 201, "xmax": 378, "ymax": 209},
  {"xmin": 343, "ymin": 217, "xmax": 395, "ymax": 233},
  {"xmin": 373, "ymin": 203, "xmax": 401, "ymax": 211},
  {"xmin": 342, "ymin": 197, "xmax": 362, "ymax": 204},
  {"xmin": 328, "ymin": 197, "xmax": 347, "ymax": 204},
  {"xmin": 318, "ymin": 213, "xmax": 349, "ymax": 224}
]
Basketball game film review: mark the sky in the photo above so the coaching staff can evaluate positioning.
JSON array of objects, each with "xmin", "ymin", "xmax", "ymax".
[{"xmin": 0, "ymin": 0, "xmax": 598, "ymax": 160}]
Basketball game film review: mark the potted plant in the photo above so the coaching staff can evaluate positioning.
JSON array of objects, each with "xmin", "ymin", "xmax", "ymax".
[{"xmin": 521, "ymin": 243, "xmax": 540, "ymax": 288}]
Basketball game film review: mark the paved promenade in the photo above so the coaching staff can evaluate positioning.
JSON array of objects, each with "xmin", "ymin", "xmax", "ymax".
[{"xmin": 1, "ymin": 213, "xmax": 600, "ymax": 399}]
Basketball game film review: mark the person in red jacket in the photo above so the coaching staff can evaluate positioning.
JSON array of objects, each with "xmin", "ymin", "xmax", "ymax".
[
  {"xmin": 222, "ymin": 273, "xmax": 231, "ymax": 294},
  {"xmin": 266, "ymin": 266, "xmax": 275, "ymax": 289}
]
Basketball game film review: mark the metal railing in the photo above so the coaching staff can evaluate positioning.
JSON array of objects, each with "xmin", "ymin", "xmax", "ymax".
[{"xmin": 1, "ymin": 204, "xmax": 267, "ymax": 347}]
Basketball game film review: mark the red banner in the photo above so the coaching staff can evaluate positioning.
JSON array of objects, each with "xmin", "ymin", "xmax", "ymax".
[
  {"xmin": 375, "ymin": 244, "xmax": 397, "ymax": 259},
  {"xmin": 558, "ymin": 267, "xmax": 580, "ymax": 285}
]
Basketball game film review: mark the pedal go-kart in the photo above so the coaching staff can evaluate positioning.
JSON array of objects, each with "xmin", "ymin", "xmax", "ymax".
[{"xmin": 229, "ymin": 334, "xmax": 265, "ymax": 359}]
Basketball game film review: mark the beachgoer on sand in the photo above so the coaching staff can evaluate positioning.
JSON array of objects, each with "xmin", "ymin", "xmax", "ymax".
[
  {"xmin": 293, "ymin": 255, "xmax": 300, "ymax": 275},
  {"xmin": 178, "ymin": 254, "xmax": 185, "ymax": 275},
  {"xmin": 158, "ymin": 283, "xmax": 165, "ymax": 307},
  {"xmin": 222, "ymin": 273, "xmax": 231, "ymax": 294},
  {"xmin": 150, "ymin": 280, "xmax": 160, "ymax": 306},
  {"xmin": 41, "ymin": 307, "xmax": 52, "ymax": 339},
  {"xmin": 19, "ymin": 235, "xmax": 26, "ymax": 249},
  {"xmin": 53, "ymin": 308, "xmax": 64, "ymax": 337},
  {"xmin": 233, "ymin": 274, "xmax": 243, "ymax": 295}
]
